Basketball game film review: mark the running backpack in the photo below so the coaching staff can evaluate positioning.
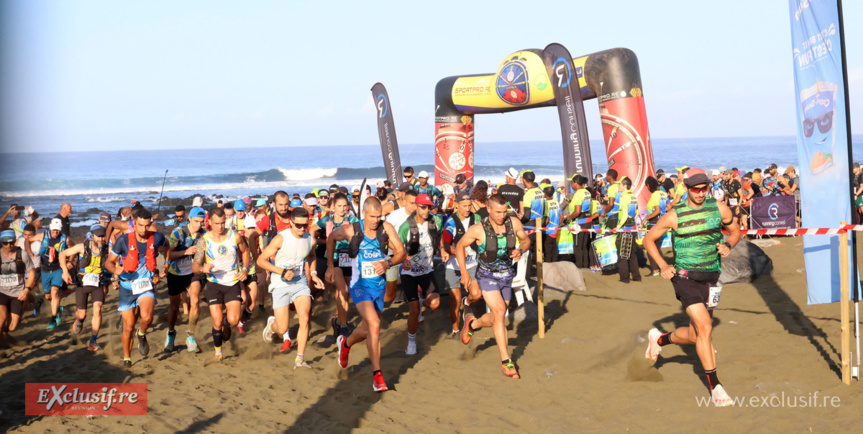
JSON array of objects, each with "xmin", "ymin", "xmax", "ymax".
[
  {"xmin": 79, "ymin": 241, "xmax": 108, "ymax": 273},
  {"xmin": 405, "ymin": 213, "xmax": 440, "ymax": 256},
  {"xmin": 348, "ymin": 221, "xmax": 388, "ymax": 258},
  {"xmin": 450, "ymin": 212, "xmax": 481, "ymax": 247},
  {"xmin": 479, "ymin": 217, "xmax": 516, "ymax": 264}
]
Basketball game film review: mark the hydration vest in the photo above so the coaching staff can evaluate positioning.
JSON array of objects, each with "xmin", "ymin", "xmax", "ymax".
[
  {"xmin": 79, "ymin": 241, "xmax": 108, "ymax": 275},
  {"xmin": 6, "ymin": 247, "xmax": 26, "ymax": 276},
  {"xmin": 123, "ymin": 232, "xmax": 157, "ymax": 273},
  {"xmin": 451, "ymin": 212, "xmax": 481, "ymax": 246},
  {"xmin": 479, "ymin": 217, "xmax": 516, "ymax": 264},
  {"xmin": 348, "ymin": 221, "xmax": 388, "ymax": 258},
  {"xmin": 405, "ymin": 213, "xmax": 440, "ymax": 256}
]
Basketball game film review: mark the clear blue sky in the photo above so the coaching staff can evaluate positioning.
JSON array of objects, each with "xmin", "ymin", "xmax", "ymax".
[{"xmin": 1, "ymin": 0, "xmax": 861, "ymax": 153}]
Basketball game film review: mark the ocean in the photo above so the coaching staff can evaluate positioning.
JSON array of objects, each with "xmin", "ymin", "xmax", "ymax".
[{"xmin": 1, "ymin": 135, "xmax": 861, "ymax": 228}]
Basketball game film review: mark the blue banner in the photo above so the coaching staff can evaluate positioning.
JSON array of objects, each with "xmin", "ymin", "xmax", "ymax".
[{"xmin": 788, "ymin": 0, "xmax": 854, "ymax": 304}]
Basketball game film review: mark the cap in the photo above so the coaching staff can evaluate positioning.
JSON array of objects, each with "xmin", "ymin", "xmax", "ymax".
[
  {"xmin": 0, "ymin": 230, "xmax": 14, "ymax": 243},
  {"xmin": 304, "ymin": 197, "xmax": 318, "ymax": 206},
  {"xmin": 189, "ymin": 207, "xmax": 206, "ymax": 218},
  {"xmin": 418, "ymin": 170, "xmax": 429, "ymax": 179},
  {"xmin": 234, "ymin": 200, "xmax": 246, "ymax": 211},
  {"xmin": 398, "ymin": 183, "xmax": 414, "ymax": 192},
  {"xmin": 683, "ymin": 167, "xmax": 710, "ymax": 187},
  {"xmin": 329, "ymin": 184, "xmax": 339, "ymax": 192},
  {"xmin": 99, "ymin": 212, "xmax": 111, "ymax": 222},
  {"xmin": 710, "ymin": 170, "xmax": 720, "ymax": 176},
  {"xmin": 455, "ymin": 192, "xmax": 471, "ymax": 202},
  {"xmin": 455, "ymin": 173, "xmax": 466, "ymax": 183},
  {"xmin": 338, "ymin": 186, "xmax": 349, "ymax": 195},
  {"xmin": 505, "ymin": 167, "xmax": 519, "ymax": 179},
  {"xmin": 255, "ymin": 199, "xmax": 267, "ymax": 207},
  {"xmin": 49, "ymin": 218, "xmax": 63, "ymax": 231},
  {"xmin": 415, "ymin": 194, "xmax": 434, "ymax": 206},
  {"xmin": 733, "ymin": 169, "xmax": 741, "ymax": 178},
  {"xmin": 290, "ymin": 199, "xmax": 303, "ymax": 208},
  {"xmin": 724, "ymin": 169, "xmax": 734, "ymax": 175},
  {"xmin": 90, "ymin": 226, "xmax": 107, "ymax": 237},
  {"xmin": 675, "ymin": 166, "xmax": 690, "ymax": 172},
  {"xmin": 376, "ymin": 181, "xmax": 385, "ymax": 189},
  {"xmin": 352, "ymin": 186, "xmax": 360, "ymax": 193},
  {"xmin": 192, "ymin": 196, "xmax": 203, "ymax": 207},
  {"xmin": 318, "ymin": 189, "xmax": 329, "ymax": 197},
  {"xmin": 655, "ymin": 169, "xmax": 665, "ymax": 176}
]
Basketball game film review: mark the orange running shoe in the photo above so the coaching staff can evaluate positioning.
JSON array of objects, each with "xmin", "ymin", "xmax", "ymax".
[{"xmin": 502, "ymin": 360, "xmax": 520, "ymax": 379}]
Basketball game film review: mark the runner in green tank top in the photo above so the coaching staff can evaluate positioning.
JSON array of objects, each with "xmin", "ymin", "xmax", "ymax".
[{"xmin": 641, "ymin": 168, "xmax": 741, "ymax": 407}]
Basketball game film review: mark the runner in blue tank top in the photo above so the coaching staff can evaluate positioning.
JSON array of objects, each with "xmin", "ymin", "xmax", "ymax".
[{"xmin": 326, "ymin": 197, "xmax": 405, "ymax": 393}]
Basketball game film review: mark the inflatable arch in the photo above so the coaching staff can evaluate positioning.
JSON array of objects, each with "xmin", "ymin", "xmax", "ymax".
[{"xmin": 434, "ymin": 47, "xmax": 657, "ymax": 207}]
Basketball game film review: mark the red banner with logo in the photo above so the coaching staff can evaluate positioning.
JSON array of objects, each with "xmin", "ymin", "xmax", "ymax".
[{"xmin": 26, "ymin": 383, "xmax": 148, "ymax": 416}]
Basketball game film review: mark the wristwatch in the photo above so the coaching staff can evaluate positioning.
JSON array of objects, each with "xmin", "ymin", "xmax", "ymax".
[
  {"xmin": 281, "ymin": 268, "xmax": 289, "ymax": 279},
  {"xmin": 386, "ymin": 259, "xmax": 394, "ymax": 268},
  {"xmin": 243, "ymin": 266, "xmax": 249, "ymax": 272},
  {"xmin": 724, "ymin": 241, "xmax": 732, "ymax": 249}
]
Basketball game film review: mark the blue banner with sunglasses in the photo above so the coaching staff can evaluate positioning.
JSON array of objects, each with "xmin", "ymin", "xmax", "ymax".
[{"xmin": 788, "ymin": 0, "xmax": 854, "ymax": 305}]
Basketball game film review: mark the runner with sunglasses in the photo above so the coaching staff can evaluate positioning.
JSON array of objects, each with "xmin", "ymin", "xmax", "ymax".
[{"xmin": 642, "ymin": 167, "xmax": 741, "ymax": 407}]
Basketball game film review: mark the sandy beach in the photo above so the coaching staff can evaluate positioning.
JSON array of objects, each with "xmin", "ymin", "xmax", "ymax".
[{"xmin": 1, "ymin": 236, "xmax": 861, "ymax": 432}]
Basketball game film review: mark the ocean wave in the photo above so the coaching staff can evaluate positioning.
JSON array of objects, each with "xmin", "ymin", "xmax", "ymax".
[{"xmin": 276, "ymin": 167, "xmax": 338, "ymax": 181}]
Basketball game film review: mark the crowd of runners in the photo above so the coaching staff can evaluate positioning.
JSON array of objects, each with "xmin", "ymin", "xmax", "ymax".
[{"xmin": 1, "ymin": 164, "xmax": 768, "ymax": 405}]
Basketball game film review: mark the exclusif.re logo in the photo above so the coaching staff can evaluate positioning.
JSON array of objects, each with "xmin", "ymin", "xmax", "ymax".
[{"xmin": 26, "ymin": 383, "xmax": 148, "ymax": 416}]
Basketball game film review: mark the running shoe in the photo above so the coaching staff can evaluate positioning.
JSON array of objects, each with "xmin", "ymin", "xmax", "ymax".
[
  {"xmin": 237, "ymin": 321, "xmax": 246, "ymax": 334},
  {"xmin": 336, "ymin": 335, "xmax": 350, "ymax": 369},
  {"xmin": 645, "ymin": 328, "xmax": 662, "ymax": 362},
  {"xmin": 214, "ymin": 348, "xmax": 223, "ymax": 363},
  {"xmin": 280, "ymin": 337, "xmax": 292, "ymax": 353},
  {"xmin": 406, "ymin": 339, "xmax": 417, "ymax": 355},
  {"xmin": 33, "ymin": 298, "xmax": 44, "ymax": 317},
  {"xmin": 186, "ymin": 335, "xmax": 200, "ymax": 353},
  {"xmin": 372, "ymin": 371, "xmax": 388, "ymax": 392},
  {"xmin": 502, "ymin": 361, "xmax": 520, "ymax": 379},
  {"xmin": 221, "ymin": 321, "xmax": 232, "ymax": 342},
  {"xmin": 647, "ymin": 271, "xmax": 661, "ymax": 277},
  {"xmin": 263, "ymin": 316, "xmax": 275, "ymax": 342},
  {"xmin": 450, "ymin": 330, "xmax": 459, "ymax": 339},
  {"xmin": 330, "ymin": 315, "xmax": 340, "ymax": 342},
  {"xmin": 46, "ymin": 317, "xmax": 58, "ymax": 330},
  {"xmin": 123, "ymin": 359, "xmax": 132, "ymax": 368},
  {"xmin": 711, "ymin": 385, "xmax": 734, "ymax": 407},
  {"xmin": 88, "ymin": 341, "xmax": 102, "ymax": 351},
  {"xmin": 339, "ymin": 325, "xmax": 351, "ymax": 338},
  {"xmin": 137, "ymin": 329, "xmax": 149, "ymax": 356},
  {"xmin": 164, "ymin": 330, "xmax": 176, "ymax": 352},
  {"xmin": 460, "ymin": 312, "xmax": 475, "ymax": 345},
  {"xmin": 241, "ymin": 308, "xmax": 252, "ymax": 323},
  {"xmin": 72, "ymin": 319, "xmax": 83, "ymax": 335},
  {"xmin": 294, "ymin": 357, "xmax": 311, "ymax": 370}
]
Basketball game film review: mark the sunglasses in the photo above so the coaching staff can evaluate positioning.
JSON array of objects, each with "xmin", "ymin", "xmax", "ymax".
[
  {"xmin": 1, "ymin": 240, "xmax": 14, "ymax": 245},
  {"xmin": 688, "ymin": 186, "xmax": 709, "ymax": 194},
  {"xmin": 803, "ymin": 111, "xmax": 833, "ymax": 137},
  {"xmin": 292, "ymin": 222, "xmax": 309, "ymax": 230},
  {"xmin": 353, "ymin": 194, "xmax": 360, "ymax": 198}
]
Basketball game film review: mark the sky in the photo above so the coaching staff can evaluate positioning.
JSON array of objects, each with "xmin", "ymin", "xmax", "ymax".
[{"xmin": 1, "ymin": 0, "xmax": 862, "ymax": 153}]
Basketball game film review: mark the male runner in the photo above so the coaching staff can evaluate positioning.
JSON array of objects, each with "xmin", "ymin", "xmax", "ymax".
[
  {"xmin": 38, "ymin": 218, "xmax": 68, "ymax": 330},
  {"xmin": 60, "ymin": 226, "xmax": 110, "ymax": 350},
  {"xmin": 382, "ymin": 182, "xmax": 412, "ymax": 217},
  {"xmin": 316, "ymin": 192, "xmax": 358, "ymax": 339},
  {"xmin": 105, "ymin": 208, "xmax": 168, "ymax": 368},
  {"xmin": 0, "ymin": 230, "xmax": 36, "ymax": 343},
  {"xmin": 165, "ymin": 206, "xmax": 207, "ymax": 352},
  {"xmin": 498, "ymin": 168, "xmax": 525, "ymax": 220},
  {"xmin": 232, "ymin": 199, "xmax": 257, "ymax": 333},
  {"xmin": 456, "ymin": 194, "xmax": 530, "ymax": 379},
  {"xmin": 383, "ymin": 189, "xmax": 416, "ymax": 302},
  {"xmin": 441, "ymin": 192, "xmax": 482, "ymax": 336},
  {"xmin": 192, "ymin": 207, "xmax": 250, "ymax": 363},
  {"xmin": 414, "ymin": 171, "xmax": 443, "ymax": 204},
  {"xmin": 257, "ymin": 207, "xmax": 324, "ymax": 369},
  {"xmin": 327, "ymin": 197, "xmax": 406, "ymax": 392},
  {"xmin": 1, "ymin": 205, "xmax": 27, "ymax": 239},
  {"xmin": 397, "ymin": 194, "xmax": 443, "ymax": 355},
  {"xmin": 643, "ymin": 167, "xmax": 741, "ymax": 407}
]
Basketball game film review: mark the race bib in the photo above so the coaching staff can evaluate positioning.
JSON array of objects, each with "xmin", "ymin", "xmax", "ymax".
[
  {"xmin": 130, "ymin": 278, "xmax": 153, "ymax": 295},
  {"xmin": 707, "ymin": 283, "xmax": 722, "ymax": 309},
  {"xmin": 361, "ymin": 262, "xmax": 377, "ymax": 279},
  {"xmin": 83, "ymin": 273, "xmax": 99, "ymax": 287},
  {"xmin": 338, "ymin": 253, "xmax": 352, "ymax": 268},
  {"xmin": 728, "ymin": 198, "xmax": 738, "ymax": 206},
  {"xmin": 0, "ymin": 274, "xmax": 19, "ymax": 287}
]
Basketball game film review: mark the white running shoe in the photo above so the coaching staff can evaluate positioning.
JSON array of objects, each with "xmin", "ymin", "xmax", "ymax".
[
  {"xmin": 263, "ymin": 316, "xmax": 275, "ymax": 343},
  {"xmin": 711, "ymin": 385, "xmax": 734, "ymax": 407},
  {"xmin": 645, "ymin": 328, "xmax": 662, "ymax": 362},
  {"xmin": 406, "ymin": 339, "xmax": 417, "ymax": 355}
]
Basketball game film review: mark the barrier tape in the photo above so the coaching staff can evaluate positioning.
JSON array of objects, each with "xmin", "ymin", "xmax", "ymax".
[{"xmin": 523, "ymin": 224, "xmax": 863, "ymax": 236}]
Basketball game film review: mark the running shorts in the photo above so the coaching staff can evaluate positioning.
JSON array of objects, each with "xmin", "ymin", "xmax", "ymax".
[
  {"xmin": 476, "ymin": 266, "xmax": 514, "ymax": 302},
  {"xmin": 41, "ymin": 269, "xmax": 64, "ymax": 293},
  {"xmin": 0, "ymin": 292, "xmax": 24, "ymax": 316},
  {"xmin": 242, "ymin": 273, "xmax": 257, "ymax": 287},
  {"xmin": 349, "ymin": 283, "xmax": 385, "ymax": 312},
  {"xmin": 75, "ymin": 285, "xmax": 105, "ymax": 309},
  {"xmin": 672, "ymin": 272, "xmax": 720, "ymax": 309},
  {"xmin": 399, "ymin": 273, "xmax": 437, "ymax": 303},
  {"xmin": 444, "ymin": 266, "xmax": 477, "ymax": 290},
  {"xmin": 271, "ymin": 282, "xmax": 311, "ymax": 310},
  {"xmin": 167, "ymin": 273, "xmax": 193, "ymax": 297},
  {"xmin": 205, "ymin": 282, "xmax": 243, "ymax": 306}
]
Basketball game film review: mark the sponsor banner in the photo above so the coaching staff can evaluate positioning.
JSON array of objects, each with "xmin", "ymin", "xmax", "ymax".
[
  {"xmin": 750, "ymin": 196, "xmax": 797, "ymax": 230},
  {"xmin": 434, "ymin": 117, "xmax": 474, "ymax": 188},
  {"xmin": 371, "ymin": 83, "xmax": 403, "ymax": 186},
  {"xmin": 26, "ymin": 383, "xmax": 148, "ymax": 416},
  {"xmin": 600, "ymin": 96, "xmax": 656, "ymax": 209},
  {"xmin": 451, "ymin": 50, "xmax": 554, "ymax": 112},
  {"xmin": 543, "ymin": 43, "xmax": 594, "ymax": 186},
  {"xmin": 788, "ymin": 0, "xmax": 854, "ymax": 304}
]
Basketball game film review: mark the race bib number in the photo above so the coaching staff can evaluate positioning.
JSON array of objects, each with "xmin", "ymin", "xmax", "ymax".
[
  {"xmin": 130, "ymin": 278, "xmax": 153, "ymax": 295},
  {"xmin": 361, "ymin": 262, "xmax": 377, "ymax": 279},
  {"xmin": 728, "ymin": 198, "xmax": 738, "ymax": 206},
  {"xmin": 83, "ymin": 273, "xmax": 99, "ymax": 287},
  {"xmin": 707, "ymin": 283, "xmax": 722, "ymax": 309},
  {"xmin": 338, "ymin": 253, "xmax": 351, "ymax": 268},
  {"xmin": 0, "ymin": 274, "xmax": 19, "ymax": 287}
]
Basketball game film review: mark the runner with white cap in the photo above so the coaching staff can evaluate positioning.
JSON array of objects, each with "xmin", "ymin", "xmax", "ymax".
[
  {"xmin": 497, "ymin": 167, "xmax": 525, "ymax": 220},
  {"xmin": 415, "ymin": 171, "xmax": 442, "ymax": 204},
  {"xmin": 38, "ymin": 218, "xmax": 68, "ymax": 330},
  {"xmin": 643, "ymin": 167, "xmax": 741, "ymax": 407}
]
